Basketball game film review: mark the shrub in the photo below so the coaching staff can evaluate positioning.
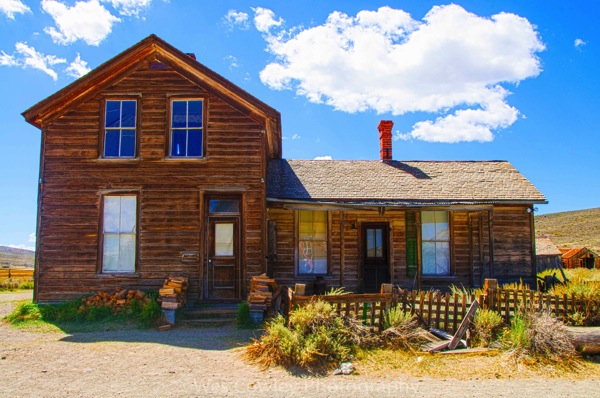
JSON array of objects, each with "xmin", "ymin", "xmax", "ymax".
[
  {"xmin": 235, "ymin": 301, "xmax": 253, "ymax": 328},
  {"xmin": 138, "ymin": 298, "xmax": 162, "ymax": 327},
  {"xmin": 502, "ymin": 310, "xmax": 577, "ymax": 362},
  {"xmin": 471, "ymin": 309, "xmax": 503, "ymax": 347},
  {"xmin": 246, "ymin": 300, "xmax": 354, "ymax": 372},
  {"xmin": 6, "ymin": 302, "xmax": 42, "ymax": 323},
  {"xmin": 380, "ymin": 306, "xmax": 426, "ymax": 350}
]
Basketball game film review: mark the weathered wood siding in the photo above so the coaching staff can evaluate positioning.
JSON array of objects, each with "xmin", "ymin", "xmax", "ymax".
[
  {"xmin": 37, "ymin": 62, "xmax": 267, "ymax": 302},
  {"xmin": 491, "ymin": 206, "xmax": 535, "ymax": 283},
  {"xmin": 267, "ymin": 207, "xmax": 537, "ymax": 292}
]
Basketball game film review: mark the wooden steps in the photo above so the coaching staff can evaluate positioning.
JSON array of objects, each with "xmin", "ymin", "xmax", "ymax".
[{"xmin": 179, "ymin": 304, "xmax": 238, "ymax": 327}]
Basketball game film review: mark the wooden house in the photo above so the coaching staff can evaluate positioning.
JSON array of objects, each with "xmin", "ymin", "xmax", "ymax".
[
  {"xmin": 23, "ymin": 35, "xmax": 547, "ymax": 303},
  {"xmin": 561, "ymin": 247, "xmax": 598, "ymax": 269},
  {"xmin": 535, "ymin": 236, "xmax": 563, "ymax": 272}
]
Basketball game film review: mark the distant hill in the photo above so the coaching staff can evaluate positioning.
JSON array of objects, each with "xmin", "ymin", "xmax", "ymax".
[
  {"xmin": 0, "ymin": 246, "xmax": 35, "ymax": 268},
  {"xmin": 535, "ymin": 208, "xmax": 600, "ymax": 254}
]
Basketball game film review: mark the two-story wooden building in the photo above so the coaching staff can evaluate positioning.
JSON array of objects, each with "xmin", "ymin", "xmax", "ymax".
[{"xmin": 23, "ymin": 35, "xmax": 547, "ymax": 303}]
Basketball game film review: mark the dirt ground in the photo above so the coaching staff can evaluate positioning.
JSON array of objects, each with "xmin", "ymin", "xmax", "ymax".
[{"xmin": 1, "ymin": 291, "xmax": 600, "ymax": 398}]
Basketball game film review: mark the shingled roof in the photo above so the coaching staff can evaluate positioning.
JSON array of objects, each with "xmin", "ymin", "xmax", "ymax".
[{"xmin": 267, "ymin": 159, "xmax": 547, "ymax": 205}]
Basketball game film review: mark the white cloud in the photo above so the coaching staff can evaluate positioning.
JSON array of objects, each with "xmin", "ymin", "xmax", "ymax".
[
  {"xmin": 0, "ymin": 42, "xmax": 66, "ymax": 80},
  {"xmin": 291, "ymin": 133, "xmax": 300, "ymax": 140},
  {"xmin": 256, "ymin": 5, "xmax": 544, "ymax": 143},
  {"xmin": 28, "ymin": 233, "xmax": 36, "ymax": 243},
  {"xmin": 224, "ymin": 55, "xmax": 239, "ymax": 69},
  {"xmin": 313, "ymin": 155, "xmax": 332, "ymax": 160},
  {"xmin": 574, "ymin": 38, "xmax": 586, "ymax": 48},
  {"xmin": 252, "ymin": 7, "xmax": 283, "ymax": 33},
  {"xmin": 42, "ymin": 0, "xmax": 120, "ymax": 46},
  {"xmin": 103, "ymin": 0, "xmax": 151, "ymax": 17},
  {"xmin": 224, "ymin": 9, "xmax": 249, "ymax": 29},
  {"xmin": 0, "ymin": 0, "xmax": 31, "ymax": 19},
  {"xmin": 65, "ymin": 53, "xmax": 91, "ymax": 78}
]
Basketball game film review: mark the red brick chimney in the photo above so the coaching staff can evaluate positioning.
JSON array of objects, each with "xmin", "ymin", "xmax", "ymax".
[{"xmin": 378, "ymin": 120, "xmax": 393, "ymax": 161}]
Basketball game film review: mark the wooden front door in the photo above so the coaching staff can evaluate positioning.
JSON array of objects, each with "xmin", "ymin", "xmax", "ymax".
[
  {"xmin": 362, "ymin": 223, "xmax": 390, "ymax": 293},
  {"xmin": 207, "ymin": 217, "xmax": 240, "ymax": 300}
]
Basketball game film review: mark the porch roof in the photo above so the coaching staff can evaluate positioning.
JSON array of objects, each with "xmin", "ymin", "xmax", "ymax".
[{"xmin": 267, "ymin": 159, "xmax": 547, "ymax": 205}]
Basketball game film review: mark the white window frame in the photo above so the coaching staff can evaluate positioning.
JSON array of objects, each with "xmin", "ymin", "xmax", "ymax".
[
  {"xmin": 102, "ymin": 195, "xmax": 137, "ymax": 273},
  {"xmin": 297, "ymin": 210, "xmax": 328, "ymax": 275},
  {"xmin": 169, "ymin": 98, "xmax": 204, "ymax": 158},
  {"xmin": 421, "ymin": 210, "xmax": 451, "ymax": 276},
  {"xmin": 103, "ymin": 99, "xmax": 137, "ymax": 158}
]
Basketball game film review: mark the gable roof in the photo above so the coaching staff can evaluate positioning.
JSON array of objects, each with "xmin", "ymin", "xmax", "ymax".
[
  {"xmin": 267, "ymin": 159, "xmax": 547, "ymax": 205},
  {"xmin": 562, "ymin": 247, "xmax": 587, "ymax": 259},
  {"xmin": 535, "ymin": 236, "xmax": 562, "ymax": 256},
  {"xmin": 22, "ymin": 34, "xmax": 282, "ymax": 158}
]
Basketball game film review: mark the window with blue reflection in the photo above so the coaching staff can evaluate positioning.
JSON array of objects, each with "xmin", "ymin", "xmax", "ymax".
[
  {"xmin": 170, "ymin": 99, "xmax": 203, "ymax": 157},
  {"xmin": 104, "ymin": 100, "xmax": 136, "ymax": 157}
]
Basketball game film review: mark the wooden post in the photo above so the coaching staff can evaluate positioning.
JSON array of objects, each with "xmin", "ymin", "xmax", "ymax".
[
  {"xmin": 380, "ymin": 283, "xmax": 393, "ymax": 294},
  {"xmin": 294, "ymin": 283, "xmax": 306, "ymax": 296}
]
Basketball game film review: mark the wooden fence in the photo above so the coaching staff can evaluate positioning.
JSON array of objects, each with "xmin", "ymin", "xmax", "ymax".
[
  {"xmin": 289, "ymin": 281, "xmax": 594, "ymax": 333},
  {"xmin": 0, "ymin": 268, "xmax": 34, "ymax": 280}
]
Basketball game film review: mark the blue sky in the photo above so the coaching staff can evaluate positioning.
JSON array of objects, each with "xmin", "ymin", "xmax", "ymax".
[{"xmin": 1, "ymin": 0, "xmax": 599, "ymax": 251}]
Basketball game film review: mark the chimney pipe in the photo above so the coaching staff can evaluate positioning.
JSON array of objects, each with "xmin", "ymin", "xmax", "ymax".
[{"xmin": 378, "ymin": 120, "xmax": 393, "ymax": 162}]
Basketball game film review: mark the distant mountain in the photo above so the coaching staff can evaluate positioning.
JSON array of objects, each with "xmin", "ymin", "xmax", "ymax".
[
  {"xmin": 0, "ymin": 246, "xmax": 35, "ymax": 268},
  {"xmin": 535, "ymin": 208, "xmax": 600, "ymax": 254}
]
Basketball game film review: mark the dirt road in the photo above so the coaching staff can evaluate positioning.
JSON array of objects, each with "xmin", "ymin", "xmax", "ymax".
[{"xmin": 1, "ymin": 292, "xmax": 599, "ymax": 397}]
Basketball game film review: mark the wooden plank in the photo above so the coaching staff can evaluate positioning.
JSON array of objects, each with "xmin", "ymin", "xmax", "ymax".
[{"xmin": 448, "ymin": 300, "xmax": 479, "ymax": 350}]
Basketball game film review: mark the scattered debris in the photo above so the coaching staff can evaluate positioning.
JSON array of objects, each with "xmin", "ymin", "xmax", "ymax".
[{"xmin": 333, "ymin": 362, "xmax": 354, "ymax": 375}]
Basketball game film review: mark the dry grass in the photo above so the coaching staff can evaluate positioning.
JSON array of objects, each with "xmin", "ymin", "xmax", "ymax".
[{"xmin": 355, "ymin": 349, "xmax": 600, "ymax": 380}]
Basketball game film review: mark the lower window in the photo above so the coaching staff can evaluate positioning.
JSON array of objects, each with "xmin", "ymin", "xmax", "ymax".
[
  {"xmin": 102, "ymin": 195, "xmax": 137, "ymax": 272},
  {"xmin": 421, "ymin": 210, "xmax": 450, "ymax": 275},
  {"xmin": 298, "ymin": 210, "xmax": 327, "ymax": 275}
]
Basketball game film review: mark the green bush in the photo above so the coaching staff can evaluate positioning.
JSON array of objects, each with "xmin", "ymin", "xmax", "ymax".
[
  {"xmin": 138, "ymin": 298, "xmax": 162, "ymax": 327},
  {"xmin": 6, "ymin": 302, "xmax": 43, "ymax": 323},
  {"xmin": 236, "ymin": 301, "xmax": 253, "ymax": 328},
  {"xmin": 471, "ymin": 309, "xmax": 503, "ymax": 347}
]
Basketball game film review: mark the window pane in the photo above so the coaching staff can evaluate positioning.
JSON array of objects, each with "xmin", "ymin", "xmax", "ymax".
[
  {"xmin": 103, "ymin": 197, "xmax": 120, "ymax": 233},
  {"xmin": 435, "ymin": 211, "xmax": 449, "ymax": 240},
  {"xmin": 366, "ymin": 229, "xmax": 375, "ymax": 258},
  {"xmin": 188, "ymin": 100, "xmax": 203, "ymax": 128},
  {"xmin": 105, "ymin": 101, "xmax": 121, "ymax": 128},
  {"xmin": 421, "ymin": 211, "xmax": 436, "ymax": 240},
  {"xmin": 375, "ymin": 228, "xmax": 383, "ymax": 257},
  {"xmin": 171, "ymin": 130, "xmax": 187, "ymax": 156},
  {"xmin": 119, "ymin": 196, "xmax": 136, "ymax": 233},
  {"xmin": 299, "ymin": 211, "xmax": 314, "ymax": 241},
  {"xmin": 118, "ymin": 234, "xmax": 136, "ymax": 272},
  {"xmin": 436, "ymin": 242, "xmax": 450, "ymax": 274},
  {"xmin": 187, "ymin": 129, "xmax": 202, "ymax": 156},
  {"xmin": 172, "ymin": 101, "xmax": 187, "ymax": 128},
  {"xmin": 299, "ymin": 241, "xmax": 314, "ymax": 274},
  {"xmin": 103, "ymin": 234, "xmax": 119, "ymax": 271},
  {"xmin": 120, "ymin": 101, "xmax": 136, "ymax": 128},
  {"xmin": 104, "ymin": 130, "xmax": 120, "ymax": 157},
  {"xmin": 120, "ymin": 130, "xmax": 135, "ymax": 157},
  {"xmin": 215, "ymin": 223, "xmax": 234, "ymax": 256},
  {"xmin": 209, "ymin": 200, "xmax": 239, "ymax": 213},
  {"xmin": 422, "ymin": 242, "xmax": 436, "ymax": 274}
]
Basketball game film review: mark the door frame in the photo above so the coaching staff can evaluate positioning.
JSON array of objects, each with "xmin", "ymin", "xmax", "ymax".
[
  {"xmin": 360, "ymin": 222, "xmax": 391, "ymax": 293},
  {"xmin": 199, "ymin": 191, "xmax": 244, "ymax": 302}
]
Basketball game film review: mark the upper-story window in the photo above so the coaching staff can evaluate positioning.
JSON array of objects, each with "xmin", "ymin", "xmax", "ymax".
[
  {"xmin": 170, "ymin": 99, "xmax": 203, "ymax": 157},
  {"xmin": 104, "ymin": 100, "xmax": 136, "ymax": 157}
]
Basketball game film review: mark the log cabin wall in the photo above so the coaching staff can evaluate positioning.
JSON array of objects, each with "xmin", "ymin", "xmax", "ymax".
[
  {"xmin": 268, "ymin": 207, "xmax": 507, "ymax": 293},
  {"xmin": 489, "ymin": 206, "xmax": 535, "ymax": 284},
  {"xmin": 36, "ymin": 61, "xmax": 267, "ymax": 302}
]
